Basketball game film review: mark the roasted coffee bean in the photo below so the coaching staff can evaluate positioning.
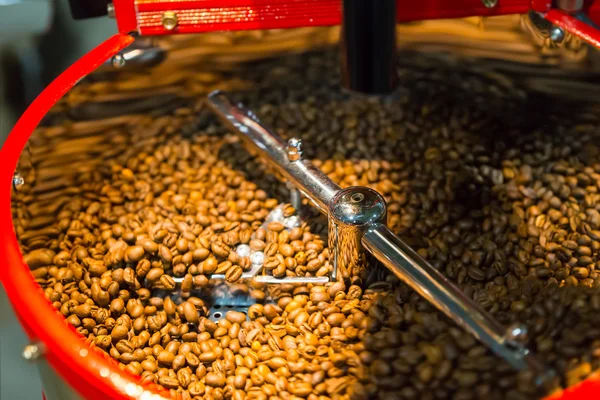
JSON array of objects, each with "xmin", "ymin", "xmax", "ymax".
[
  {"xmin": 28, "ymin": 47, "xmax": 600, "ymax": 400},
  {"xmin": 223, "ymin": 265, "xmax": 242, "ymax": 283}
]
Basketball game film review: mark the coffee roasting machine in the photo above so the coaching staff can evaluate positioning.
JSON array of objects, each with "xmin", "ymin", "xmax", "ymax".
[{"xmin": 4, "ymin": 0, "xmax": 600, "ymax": 400}]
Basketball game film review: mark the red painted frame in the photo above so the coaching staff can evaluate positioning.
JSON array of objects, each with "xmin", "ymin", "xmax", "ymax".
[
  {"xmin": 111, "ymin": 0, "xmax": 600, "ymax": 49},
  {"xmin": 546, "ymin": 9, "xmax": 600, "ymax": 48},
  {"xmin": 114, "ymin": 0, "xmax": 532, "ymax": 35},
  {"xmin": 2, "ymin": 7, "xmax": 600, "ymax": 400}
]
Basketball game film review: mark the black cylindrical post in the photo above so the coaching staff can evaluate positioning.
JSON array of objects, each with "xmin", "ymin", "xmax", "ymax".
[{"xmin": 340, "ymin": 0, "xmax": 398, "ymax": 95}]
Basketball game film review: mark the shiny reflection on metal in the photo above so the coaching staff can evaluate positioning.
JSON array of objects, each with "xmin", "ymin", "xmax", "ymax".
[
  {"xmin": 207, "ymin": 91, "xmax": 341, "ymax": 215},
  {"xmin": 362, "ymin": 224, "xmax": 552, "ymax": 382},
  {"xmin": 206, "ymin": 92, "xmax": 553, "ymax": 380},
  {"xmin": 288, "ymin": 184, "xmax": 303, "ymax": 211},
  {"xmin": 286, "ymin": 138, "xmax": 302, "ymax": 161},
  {"xmin": 100, "ymin": 39, "xmax": 166, "ymax": 72},
  {"xmin": 12, "ymin": 172, "xmax": 24, "ymax": 190},
  {"xmin": 107, "ymin": 3, "xmax": 115, "ymax": 18},
  {"xmin": 22, "ymin": 342, "xmax": 44, "ymax": 361},
  {"xmin": 550, "ymin": 26, "xmax": 565, "ymax": 43},
  {"xmin": 481, "ymin": 0, "xmax": 498, "ymax": 8},
  {"xmin": 162, "ymin": 11, "xmax": 178, "ymax": 31},
  {"xmin": 329, "ymin": 187, "xmax": 386, "ymax": 282},
  {"xmin": 111, "ymin": 54, "xmax": 126, "ymax": 69}
]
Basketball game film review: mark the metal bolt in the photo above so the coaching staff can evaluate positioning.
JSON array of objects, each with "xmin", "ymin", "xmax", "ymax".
[
  {"xmin": 107, "ymin": 3, "xmax": 115, "ymax": 18},
  {"xmin": 287, "ymin": 183, "xmax": 303, "ymax": 211},
  {"xmin": 286, "ymin": 138, "xmax": 302, "ymax": 161},
  {"xmin": 506, "ymin": 324, "xmax": 528, "ymax": 343},
  {"xmin": 481, "ymin": 0, "xmax": 498, "ymax": 8},
  {"xmin": 111, "ymin": 54, "xmax": 126, "ymax": 69},
  {"xmin": 22, "ymin": 343, "xmax": 44, "ymax": 361},
  {"xmin": 162, "ymin": 11, "xmax": 178, "ymax": 31},
  {"xmin": 12, "ymin": 172, "xmax": 24, "ymax": 190},
  {"xmin": 550, "ymin": 26, "xmax": 565, "ymax": 43}
]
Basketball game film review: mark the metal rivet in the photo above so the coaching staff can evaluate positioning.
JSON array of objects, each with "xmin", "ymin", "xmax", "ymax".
[
  {"xmin": 22, "ymin": 342, "xmax": 44, "ymax": 361},
  {"xmin": 107, "ymin": 3, "xmax": 115, "ymax": 18},
  {"xmin": 162, "ymin": 11, "xmax": 178, "ymax": 31},
  {"xmin": 481, "ymin": 0, "xmax": 498, "ymax": 8},
  {"xmin": 112, "ymin": 54, "xmax": 126, "ymax": 69},
  {"xmin": 550, "ymin": 26, "xmax": 565, "ymax": 43},
  {"xmin": 12, "ymin": 172, "xmax": 24, "ymax": 190},
  {"xmin": 286, "ymin": 138, "xmax": 302, "ymax": 162}
]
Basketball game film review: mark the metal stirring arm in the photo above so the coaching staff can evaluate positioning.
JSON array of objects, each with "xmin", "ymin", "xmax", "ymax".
[{"xmin": 206, "ymin": 90, "xmax": 554, "ymax": 384}]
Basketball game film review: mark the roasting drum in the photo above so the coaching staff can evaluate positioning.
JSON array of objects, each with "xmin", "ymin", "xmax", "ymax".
[{"xmin": 4, "ymin": 16, "xmax": 600, "ymax": 400}]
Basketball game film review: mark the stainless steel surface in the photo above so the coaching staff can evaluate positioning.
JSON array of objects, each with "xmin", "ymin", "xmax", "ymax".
[
  {"xmin": 288, "ymin": 185, "xmax": 303, "ymax": 211},
  {"xmin": 99, "ymin": 39, "xmax": 166, "ymax": 72},
  {"xmin": 329, "ymin": 187, "xmax": 386, "ymax": 283},
  {"xmin": 362, "ymin": 224, "xmax": 553, "ymax": 383},
  {"xmin": 550, "ymin": 26, "xmax": 565, "ymax": 43},
  {"xmin": 481, "ymin": 0, "xmax": 498, "ymax": 8},
  {"xmin": 207, "ymin": 91, "xmax": 341, "ymax": 214},
  {"xmin": 286, "ymin": 138, "xmax": 303, "ymax": 162},
  {"xmin": 12, "ymin": 172, "xmax": 24, "ymax": 190},
  {"xmin": 206, "ymin": 92, "xmax": 553, "ymax": 380}
]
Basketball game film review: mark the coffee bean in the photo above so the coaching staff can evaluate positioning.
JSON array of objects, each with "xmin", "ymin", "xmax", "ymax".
[
  {"xmin": 125, "ymin": 246, "xmax": 145, "ymax": 263},
  {"xmin": 157, "ymin": 350, "xmax": 175, "ymax": 365},
  {"xmin": 158, "ymin": 245, "xmax": 172, "ymax": 264},
  {"xmin": 205, "ymin": 372, "xmax": 226, "ymax": 387},
  {"xmin": 211, "ymin": 242, "xmax": 231, "ymax": 258},
  {"xmin": 24, "ymin": 249, "xmax": 55, "ymax": 268},
  {"xmin": 29, "ymin": 48, "xmax": 600, "ymax": 400},
  {"xmin": 158, "ymin": 275, "xmax": 176, "ymax": 290},
  {"xmin": 225, "ymin": 265, "xmax": 243, "ymax": 283},
  {"xmin": 111, "ymin": 325, "xmax": 129, "ymax": 341}
]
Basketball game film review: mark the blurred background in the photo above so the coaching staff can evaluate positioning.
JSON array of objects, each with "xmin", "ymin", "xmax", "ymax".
[{"xmin": 0, "ymin": 1, "xmax": 115, "ymax": 398}]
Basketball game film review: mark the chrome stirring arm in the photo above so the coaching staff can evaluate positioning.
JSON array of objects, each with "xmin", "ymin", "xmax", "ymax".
[{"xmin": 206, "ymin": 90, "xmax": 555, "ymax": 384}]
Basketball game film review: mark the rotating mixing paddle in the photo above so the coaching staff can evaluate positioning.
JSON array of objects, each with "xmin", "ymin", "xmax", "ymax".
[{"xmin": 206, "ymin": 90, "xmax": 557, "ymax": 387}]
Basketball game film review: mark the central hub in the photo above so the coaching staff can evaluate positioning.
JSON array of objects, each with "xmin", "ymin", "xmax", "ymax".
[
  {"xmin": 328, "ymin": 186, "xmax": 387, "ymax": 284},
  {"xmin": 330, "ymin": 186, "xmax": 387, "ymax": 227}
]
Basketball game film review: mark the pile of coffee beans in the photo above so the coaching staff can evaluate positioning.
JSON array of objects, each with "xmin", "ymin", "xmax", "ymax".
[{"xmin": 18, "ymin": 48, "xmax": 600, "ymax": 400}]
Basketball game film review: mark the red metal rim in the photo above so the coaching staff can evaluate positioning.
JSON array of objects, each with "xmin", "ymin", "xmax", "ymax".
[{"xmin": 0, "ymin": 33, "xmax": 171, "ymax": 400}]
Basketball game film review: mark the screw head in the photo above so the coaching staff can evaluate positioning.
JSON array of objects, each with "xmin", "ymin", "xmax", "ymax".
[
  {"xmin": 481, "ymin": 0, "xmax": 498, "ymax": 8},
  {"xmin": 107, "ymin": 3, "xmax": 115, "ymax": 18},
  {"xmin": 286, "ymin": 138, "xmax": 303, "ymax": 161},
  {"xmin": 162, "ymin": 11, "xmax": 178, "ymax": 31},
  {"xmin": 12, "ymin": 172, "xmax": 24, "ymax": 190},
  {"xmin": 111, "ymin": 54, "xmax": 126, "ymax": 69},
  {"xmin": 22, "ymin": 343, "xmax": 43, "ymax": 361},
  {"xmin": 550, "ymin": 26, "xmax": 565, "ymax": 43}
]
